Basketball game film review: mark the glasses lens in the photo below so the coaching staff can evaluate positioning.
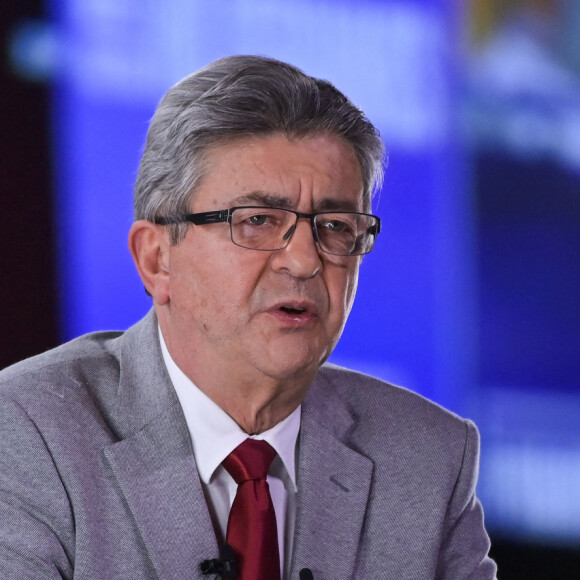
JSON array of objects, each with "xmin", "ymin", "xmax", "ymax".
[
  {"xmin": 314, "ymin": 213, "xmax": 378, "ymax": 256},
  {"xmin": 230, "ymin": 207, "xmax": 379, "ymax": 255},
  {"xmin": 230, "ymin": 207, "xmax": 294, "ymax": 250}
]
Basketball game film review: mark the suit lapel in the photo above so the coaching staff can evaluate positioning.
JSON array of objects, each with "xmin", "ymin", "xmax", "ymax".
[
  {"xmin": 104, "ymin": 400, "xmax": 219, "ymax": 580},
  {"xmin": 102, "ymin": 311, "xmax": 219, "ymax": 579},
  {"xmin": 290, "ymin": 378, "xmax": 374, "ymax": 580}
]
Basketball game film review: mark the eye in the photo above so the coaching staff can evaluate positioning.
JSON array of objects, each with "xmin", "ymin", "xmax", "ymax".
[
  {"xmin": 247, "ymin": 214, "xmax": 270, "ymax": 226},
  {"xmin": 318, "ymin": 218, "xmax": 355, "ymax": 235},
  {"xmin": 233, "ymin": 208, "xmax": 282, "ymax": 228},
  {"xmin": 324, "ymin": 220, "xmax": 346, "ymax": 232}
]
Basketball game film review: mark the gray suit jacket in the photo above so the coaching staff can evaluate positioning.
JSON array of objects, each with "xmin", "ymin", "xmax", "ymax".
[{"xmin": 0, "ymin": 310, "xmax": 496, "ymax": 579}]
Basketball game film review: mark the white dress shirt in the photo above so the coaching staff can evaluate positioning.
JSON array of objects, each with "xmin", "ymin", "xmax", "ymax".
[{"xmin": 159, "ymin": 330, "xmax": 300, "ymax": 578}]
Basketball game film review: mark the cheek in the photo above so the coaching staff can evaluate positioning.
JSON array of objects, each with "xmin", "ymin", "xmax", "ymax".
[
  {"xmin": 344, "ymin": 274, "xmax": 359, "ymax": 316},
  {"xmin": 168, "ymin": 260, "xmax": 213, "ymax": 321},
  {"xmin": 171, "ymin": 253, "xmax": 264, "ymax": 321},
  {"xmin": 327, "ymin": 264, "xmax": 360, "ymax": 321}
]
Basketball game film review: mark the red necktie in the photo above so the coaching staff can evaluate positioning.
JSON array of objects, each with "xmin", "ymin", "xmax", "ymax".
[{"xmin": 223, "ymin": 439, "xmax": 281, "ymax": 580}]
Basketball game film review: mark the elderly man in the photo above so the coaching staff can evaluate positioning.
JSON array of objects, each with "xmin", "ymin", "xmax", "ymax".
[{"xmin": 0, "ymin": 55, "xmax": 496, "ymax": 579}]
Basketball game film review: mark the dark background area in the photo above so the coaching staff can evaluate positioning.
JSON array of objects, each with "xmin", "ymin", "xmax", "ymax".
[
  {"xmin": 1, "ymin": 3, "xmax": 579, "ymax": 578},
  {"xmin": 0, "ymin": 1, "xmax": 58, "ymax": 369}
]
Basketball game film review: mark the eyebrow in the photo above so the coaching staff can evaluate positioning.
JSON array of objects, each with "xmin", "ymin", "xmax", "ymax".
[
  {"xmin": 231, "ymin": 192, "xmax": 294, "ymax": 209},
  {"xmin": 313, "ymin": 198, "xmax": 361, "ymax": 213},
  {"xmin": 231, "ymin": 192, "xmax": 362, "ymax": 213}
]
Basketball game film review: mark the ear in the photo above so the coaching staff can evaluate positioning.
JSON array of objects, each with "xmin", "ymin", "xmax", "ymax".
[{"xmin": 128, "ymin": 220, "xmax": 171, "ymax": 305}]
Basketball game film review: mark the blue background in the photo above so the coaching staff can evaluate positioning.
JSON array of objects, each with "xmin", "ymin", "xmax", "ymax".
[{"xmin": 27, "ymin": 0, "xmax": 580, "ymax": 548}]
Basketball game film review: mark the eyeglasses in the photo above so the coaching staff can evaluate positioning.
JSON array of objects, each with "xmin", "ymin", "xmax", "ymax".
[{"xmin": 154, "ymin": 206, "xmax": 381, "ymax": 256}]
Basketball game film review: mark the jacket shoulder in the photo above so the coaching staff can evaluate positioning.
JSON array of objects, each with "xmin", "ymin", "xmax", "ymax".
[
  {"xmin": 318, "ymin": 363, "xmax": 465, "ymax": 417},
  {"xmin": 0, "ymin": 330, "xmax": 124, "ymax": 400},
  {"xmin": 314, "ymin": 363, "xmax": 473, "ymax": 445}
]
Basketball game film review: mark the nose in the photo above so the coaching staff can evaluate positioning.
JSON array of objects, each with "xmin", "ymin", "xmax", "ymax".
[{"xmin": 270, "ymin": 218, "xmax": 322, "ymax": 279}]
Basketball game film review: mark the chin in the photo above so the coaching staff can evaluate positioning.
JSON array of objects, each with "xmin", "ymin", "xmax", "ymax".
[{"xmin": 258, "ymin": 343, "xmax": 330, "ymax": 382}]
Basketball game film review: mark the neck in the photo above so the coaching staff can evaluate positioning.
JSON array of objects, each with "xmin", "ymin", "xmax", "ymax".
[
  {"xmin": 190, "ymin": 364, "xmax": 311, "ymax": 434},
  {"xmin": 161, "ymin": 334, "xmax": 314, "ymax": 435},
  {"xmin": 207, "ymin": 380, "xmax": 306, "ymax": 435}
]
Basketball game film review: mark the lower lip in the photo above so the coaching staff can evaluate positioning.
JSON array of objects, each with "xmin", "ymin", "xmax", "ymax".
[{"xmin": 266, "ymin": 309, "xmax": 318, "ymax": 327}]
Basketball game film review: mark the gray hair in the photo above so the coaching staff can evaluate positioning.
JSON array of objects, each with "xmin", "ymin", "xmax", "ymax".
[{"xmin": 134, "ymin": 55, "xmax": 385, "ymax": 243}]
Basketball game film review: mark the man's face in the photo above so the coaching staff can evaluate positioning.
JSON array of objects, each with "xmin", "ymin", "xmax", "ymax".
[{"xmin": 158, "ymin": 132, "xmax": 365, "ymax": 384}]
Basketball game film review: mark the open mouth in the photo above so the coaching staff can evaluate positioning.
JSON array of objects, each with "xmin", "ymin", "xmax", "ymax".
[{"xmin": 280, "ymin": 306, "xmax": 307, "ymax": 315}]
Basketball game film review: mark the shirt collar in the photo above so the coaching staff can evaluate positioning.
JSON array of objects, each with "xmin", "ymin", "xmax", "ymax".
[{"xmin": 158, "ymin": 327, "xmax": 300, "ymax": 490}]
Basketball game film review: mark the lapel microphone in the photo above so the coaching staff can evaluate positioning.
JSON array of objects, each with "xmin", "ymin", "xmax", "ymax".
[
  {"xmin": 200, "ymin": 545, "xmax": 313, "ymax": 580},
  {"xmin": 199, "ymin": 543, "xmax": 238, "ymax": 579}
]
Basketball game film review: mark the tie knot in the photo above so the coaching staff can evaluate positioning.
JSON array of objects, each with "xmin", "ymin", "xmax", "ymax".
[{"xmin": 223, "ymin": 439, "xmax": 276, "ymax": 484}]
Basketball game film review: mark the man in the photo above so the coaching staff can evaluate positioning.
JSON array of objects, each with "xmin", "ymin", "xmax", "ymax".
[{"xmin": 0, "ymin": 55, "xmax": 497, "ymax": 579}]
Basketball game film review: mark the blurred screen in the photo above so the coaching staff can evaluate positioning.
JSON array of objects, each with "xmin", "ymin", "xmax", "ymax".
[{"xmin": 35, "ymin": 0, "xmax": 580, "ymax": 547}]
